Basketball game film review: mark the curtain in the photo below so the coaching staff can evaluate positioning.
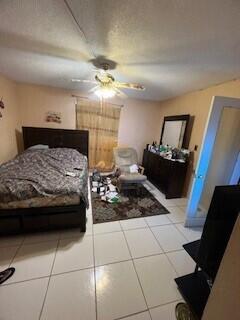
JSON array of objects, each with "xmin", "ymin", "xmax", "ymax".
[{"xmin": 76, "ymin": 98, "xmax": 121, "ymax": 170}]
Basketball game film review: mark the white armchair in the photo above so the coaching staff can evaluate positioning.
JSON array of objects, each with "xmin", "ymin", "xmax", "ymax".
[{"xmin": 113, "ymin": 147, "xmax": 147, "ymax": 192}]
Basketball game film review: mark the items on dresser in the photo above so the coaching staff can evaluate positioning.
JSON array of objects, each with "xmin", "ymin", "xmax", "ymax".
[
  {"xmin": 142, "ymin": 149, "xmax": 188, "ymax": 199},
  {"xmin": 146, "ymin": 143, "xmax": 190, "ymax": 162}
]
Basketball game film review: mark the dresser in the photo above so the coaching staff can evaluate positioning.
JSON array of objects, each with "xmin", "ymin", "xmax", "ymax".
[{"xmin": 142, "ymin": 149, "xmax": 188, "ymax": 199}]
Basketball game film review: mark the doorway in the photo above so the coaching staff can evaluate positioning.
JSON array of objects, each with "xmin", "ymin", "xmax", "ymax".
[{"xmin": 186, "ymin": 96, "xmax": 240, "ymax": 227}]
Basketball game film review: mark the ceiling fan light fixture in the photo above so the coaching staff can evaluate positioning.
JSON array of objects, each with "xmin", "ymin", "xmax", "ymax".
[{"xmin": 94, "ymin": 87, "xmax": 116, "ymax": 99}]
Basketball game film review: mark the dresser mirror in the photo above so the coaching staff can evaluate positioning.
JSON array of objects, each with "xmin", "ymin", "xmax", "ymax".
[{"xmin": 160, "ymin": 114, "xmax": 190, "ymax": 149}]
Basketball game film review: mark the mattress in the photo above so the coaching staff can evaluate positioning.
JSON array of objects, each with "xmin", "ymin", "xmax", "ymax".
[
  {"xmin": 0, "ymin": 194, "xmax": 80, "ymax": 210},
  {"xmin": 0, "ymin": 148, "xmax": 89, "ymax": 209}
]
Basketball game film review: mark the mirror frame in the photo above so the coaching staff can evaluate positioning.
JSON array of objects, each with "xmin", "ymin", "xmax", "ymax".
[{"xmin": 160, "ymin": 114, "xmax": 190, "ymax": 149}]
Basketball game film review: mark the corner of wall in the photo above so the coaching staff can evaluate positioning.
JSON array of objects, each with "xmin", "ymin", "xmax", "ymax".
[{"xmin": 0, "ymin": 74, "xmax": 21, "ymax": 164}]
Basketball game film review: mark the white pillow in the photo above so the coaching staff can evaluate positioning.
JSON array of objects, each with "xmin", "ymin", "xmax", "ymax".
[
  {"xmin": 28, "ymin": 144, "xmax": 49, "ymax": 150},
  {"xmin": 129, "ymin": 164, "xmax": 139, "ymax": 173}
]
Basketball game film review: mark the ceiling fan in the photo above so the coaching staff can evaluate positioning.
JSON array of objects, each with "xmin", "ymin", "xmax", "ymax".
[
  {"xmin": 71, "ymin": 62, "xmax": 145, "ymax": 99},
  {"xmin": 62, "ymin": 1, "xmax": 145, "ymax": 100}
]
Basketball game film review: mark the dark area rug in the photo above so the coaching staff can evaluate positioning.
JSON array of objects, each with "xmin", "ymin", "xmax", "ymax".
[{"xmin": 92, "ymin": 184, "xmax": 169, "ymax": 224}]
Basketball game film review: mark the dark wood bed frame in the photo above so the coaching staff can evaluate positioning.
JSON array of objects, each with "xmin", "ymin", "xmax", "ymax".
[{"xmin": 0, "ymin": 127, "xmax": 89, "ymax": 236}]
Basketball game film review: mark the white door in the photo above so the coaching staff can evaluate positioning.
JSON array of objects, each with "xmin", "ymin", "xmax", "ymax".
[{"xmin": 186, "ymin": 96, "xmax": 240, "ymax": 227}]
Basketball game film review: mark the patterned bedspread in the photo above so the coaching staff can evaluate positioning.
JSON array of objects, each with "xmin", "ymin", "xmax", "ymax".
[{"xmin": 0, "ymin": 148, "xmax": 88, "ymax": 207}]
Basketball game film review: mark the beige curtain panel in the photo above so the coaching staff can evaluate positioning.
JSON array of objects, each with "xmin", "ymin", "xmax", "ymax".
[{"xmin": 76, "ymin": 98, "xmax": 121, "ymax": 170}]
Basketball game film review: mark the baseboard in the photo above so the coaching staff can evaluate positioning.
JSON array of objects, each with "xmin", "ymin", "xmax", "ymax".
[
  {"xmin": 184, "ymin": 216, "xmax": 206, "ymax": 227},
  {"xmin": 197, "ymin": 204, "xmax": 208, "ymax": 217}
]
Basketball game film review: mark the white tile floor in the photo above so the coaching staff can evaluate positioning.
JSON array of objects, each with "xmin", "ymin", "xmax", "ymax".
[{"xmin": 0, "ymin": 181, "xmax": 202, "ymax": 320}]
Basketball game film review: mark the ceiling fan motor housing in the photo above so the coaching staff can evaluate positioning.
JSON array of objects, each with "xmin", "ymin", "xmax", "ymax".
[{"xmin": 95, "ymin": 72, "xmax": 115, "ymax": 84}]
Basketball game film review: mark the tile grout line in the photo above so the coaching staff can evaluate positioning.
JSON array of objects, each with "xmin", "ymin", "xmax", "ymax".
[
  {"xmin": 20, "ymin": 238, "xmax": 60, "ymax": 246},
  {"xmin": 88, "ymin": 176, "xmax": 98, "ymax": 320},
  {"xmin": 2, "ymin": 222, "xmax": 189, "ymax": 284},
  {"xmin": 92, "ymin": 230, "xmax": 98, "ymax": 320},
  {"xmin": 149, "ymin": 223, "xmax": 189, "ymax": 249},
  {"xmin": 8, "ymin": 235, "xmax": 26, "ymax": 268},
  {"xmin": 176, "ymin": 205, "xmax": 187, "ymax": 212},
  {"xmin": 172, "ymin": 223, "xmax": 190, "ymax": 242},
  {"xmin": 114, "ymin": 309, "xmax": 150, "ymax": 320},
  {"xmin": 90, "ymin": 181, "xmax": 188, "ymax": 320},
  {"xmin": 0, "ymin": 243, "xmax": 24, "ymax": 250},
  {"xmin": 149, "ymin": 298, "xmax": 182, "ymax": 310},
  {"xmin": 145, "ymin": 221, "xmax": 173, "ymax": 228},
  {"xmin": 133, "ymin": 248, "xmax": 184, "ymax": 260},
  {"xmin": 2, "ymin": 180, "xmax": 188, "ymax": 319},
  {"xmin": 148, "ymin": 222, "xmax": 197, "ymax": 294},
  {"xmin": 93, "ymin": 217, "xmax": 174, "ymax": 234},
  {"xmin": 1, "ymin": 237, "xmax": 91, "ymax": 286},
  {"xmin": 148, "ymin": 224, "xmax": 181, "ymax": 279},
  {"xmin": 120, "ymin": 222, "xmax": 153, "ymax": 320},
  {"xmin": 59, "ymin": 232, "xmax": 93, "ymax": 241},
  {"xmin": 113, "ymin": 298, "xmax": 183, "ymax": 320},
  {"xmin": 38, "ymin": 234, "xmax": 61, "ymax": 320},
  {"xmin": 132, "ymin": 260, "xmax": 153, "ymax": 320},
  {"xmin": 95, "ymin": 257, "xmax": 133, "ymax": 268},
  {"xmin": 0, "ymin": 275, "xmax": 52, "ymax": 287},
  {"xmin": 174, "ymin": 223, "xmax": 202, "ymax": 245},
  {"xmin": 1, "ymin": 247, "xmax": 186, "ymax": 288},
  {"xmin": 147, "ymin": 225, "xmax": 165, "ymax": 253},
  {"xmin": 143, "ymin": 209, "xmax": 173, "ymax": 226},
  {"xmin": 163, "ymin": 252, "xmax": 181, "ymax": 278},
  {"xmin": 47, "ymin": 265, "xmax": 94, "ymax": 277}
]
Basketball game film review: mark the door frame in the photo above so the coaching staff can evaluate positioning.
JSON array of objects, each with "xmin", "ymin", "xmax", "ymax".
[
  {"xmin": 229, "ymin": 152, "xmax": 240, "ymax": 184},
  {"xmin": 185, "ymin": 96, "xmax": 240, "ymax": 227}
]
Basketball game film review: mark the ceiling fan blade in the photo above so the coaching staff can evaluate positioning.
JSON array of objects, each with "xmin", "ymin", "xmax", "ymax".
[
  {"xmin": 88, "ymin": 85, "xmax": 99, "ymax": 93},
  {"xmin": 114, "ymin": 88, "xmax": 128, "ymax": 99},
  {"xmin": 114, "ymin": 81, "xmax": 145, "ymax": 91},
  {"xmin": 89, "ymin": 68, "xmax": 106, "ymax": 76},
  {"xmin": 71, "ymin": 79, "xmax": 97, "ymax": 84},
  {"xmin": 0, "ymin": 31, "xmax": 91, "ymax": 63}
]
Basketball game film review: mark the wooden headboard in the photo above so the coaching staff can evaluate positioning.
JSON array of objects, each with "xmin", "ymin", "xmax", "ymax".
[{"xmin": 22, "ymin": 127, "xmax": 89, "ymax": 158}]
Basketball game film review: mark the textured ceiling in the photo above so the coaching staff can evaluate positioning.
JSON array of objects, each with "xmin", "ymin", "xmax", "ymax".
[{"xmin": 0, "ymin": 0, "xmax": 239, "ymax": 101}]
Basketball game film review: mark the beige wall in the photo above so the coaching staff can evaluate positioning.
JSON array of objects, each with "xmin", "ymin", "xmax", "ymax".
[
  {"xmin": 16, "ymin": 83, "xmax": 161, "ymax": 162},
  {"xmin": 17, "ymin": 84, "xmax": 76, "ymax": 130},
  {"xmin": 200, "ymin": 107, "xmax": 240, "ymax": 211},
  {"xmin": 202, "ymin": 215, "xmax": 240, "ymax": 320},
  {"xmin": 157, "ymin": 79, "xmax": 240, "ymax": 194},
  {"xmin": 19, "ymin": 80, "xmax": 240, "ymax": 173},
  {"xmin": 0, "ymin": 75, "xmax": 20, "ymax": 164},
  {"xmin": 1, "ymin": 72, "xmax": 240, "ymax": 176},
  {"xmin": 117, "ymin": 98, "xmax": 160, "ymax": 161}
]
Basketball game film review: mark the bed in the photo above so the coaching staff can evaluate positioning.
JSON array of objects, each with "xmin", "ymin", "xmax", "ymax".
[{"xmin": 0, "ymin": 127, "xmax": 89, "ymax": 236}]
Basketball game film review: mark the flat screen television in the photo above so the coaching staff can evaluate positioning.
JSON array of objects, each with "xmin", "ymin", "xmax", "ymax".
[{"xmin": 197, "ymin": 185, "xmax": 240, "ymax": 281}]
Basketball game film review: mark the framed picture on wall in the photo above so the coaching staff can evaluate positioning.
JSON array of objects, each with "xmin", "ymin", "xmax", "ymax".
[{"xmin": 45, "ymin": 111, "xmax": 62, "ymax": 124}]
